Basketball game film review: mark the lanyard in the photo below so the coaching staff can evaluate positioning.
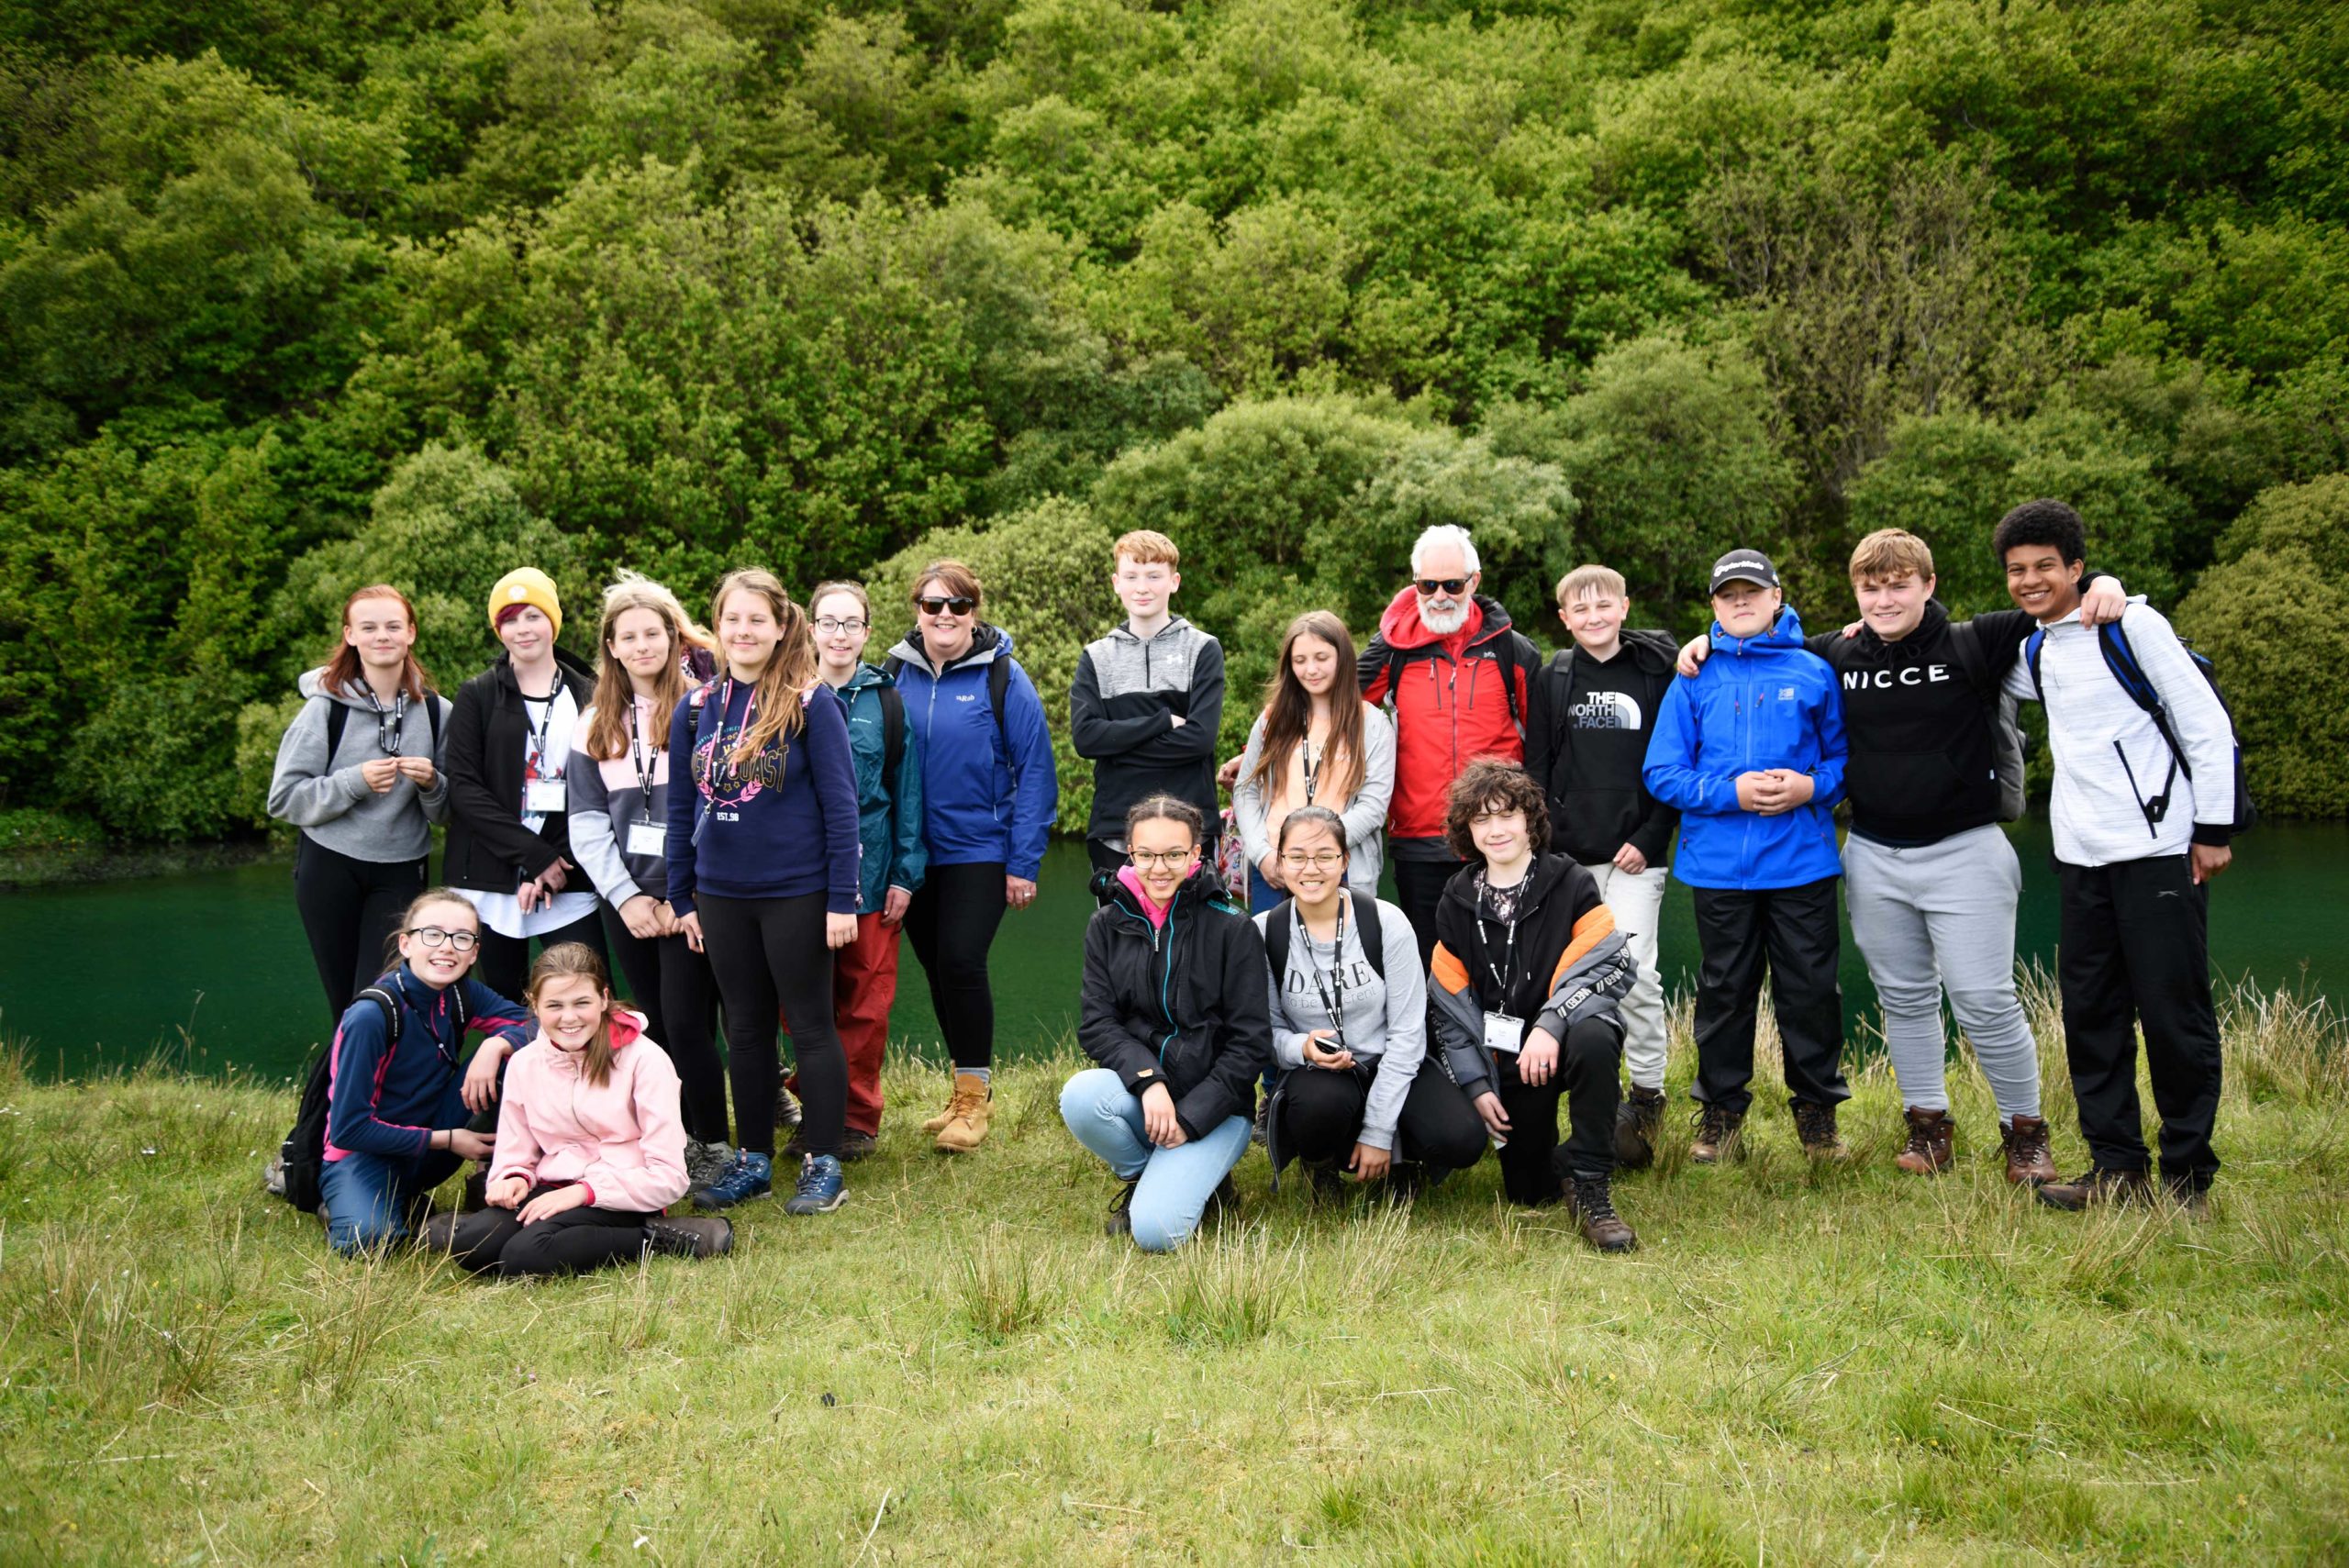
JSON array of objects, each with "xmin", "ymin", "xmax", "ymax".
[
  {"xmin": 1295, "ymin": 896, "xmax": 1349, "ymax": 1042},
  {"xmin": 1475, "ymin": 871, "xmax": 1526, "ymax": 1003},
  {"xmin": 627, "ymin": 696, "xmax": 657, "ymax": 798},
  {"xmin": 521, "ymin": 671, "xmax": 564, "ymax": 782},
  {"xmin": 711, "ymin": 677, "xmax": 759, "ymax": 790},
  {"xmin": 1301, "ymin": 735, "xmax": 1322, "ymax": 806},
  {"xmin": 362, "ymin": 685, "xmax": 407, "ymax": 758}
]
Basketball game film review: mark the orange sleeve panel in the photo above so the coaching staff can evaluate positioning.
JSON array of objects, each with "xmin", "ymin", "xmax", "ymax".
[
  {"xmin": 1431, "ymin": 942, "xmax": 1473, "ymax": 996},
  {"xmin": 1548, "ymin": 904, "xmax": 1618, "ymax": 993}
]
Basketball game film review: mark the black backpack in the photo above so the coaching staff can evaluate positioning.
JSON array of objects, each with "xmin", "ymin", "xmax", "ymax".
[
  {"xmin": 272, "ymin": 984, "xmax": 465, "ymax": 1215},
  {"xmin": 2025, "ymin": 619, "xmax": 2257, "ymax": 837},
  {"xmin": 323, "ymin": 694, "xmax": 442, "ymax": 762},
  {"xmin": 1262, "ymin": 890, "xmax": 1386, "ymax": 983},
  {"xmin": 877, "ymin": 684, "xmax": 907, "ymax": 781}
]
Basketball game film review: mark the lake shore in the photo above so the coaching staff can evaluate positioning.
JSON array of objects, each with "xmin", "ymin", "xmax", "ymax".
[{"xmin": 4, "ymin": 981, "xmax": 2344, "ymax": 1562}]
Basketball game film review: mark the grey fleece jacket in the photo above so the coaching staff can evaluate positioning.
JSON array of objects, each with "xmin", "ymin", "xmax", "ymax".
[
  {"xmin": 266, "ymin": 669, "xmax": 453, "ymax": 862},
  {"xmin": 1253, "ymin": 896, "xmax": 1426, "ymax": 1150}
]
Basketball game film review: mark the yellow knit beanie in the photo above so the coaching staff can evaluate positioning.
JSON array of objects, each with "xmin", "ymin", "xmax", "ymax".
[{"xmin": 487, "ymin": 567, "xmax": 562, "ymax": 640}]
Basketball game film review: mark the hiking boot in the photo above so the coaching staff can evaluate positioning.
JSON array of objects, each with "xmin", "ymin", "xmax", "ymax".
[
  {"xmin": 1571, "ymin": 1175, "xmax": 1639, "ymax": 1253},
  {"xmin": 775, "ymin": 1084, "xmax": 802, "ymax": 1129},
  {"xmin": 2035, "ymin": 1166, "xmax": 2153, "ymax": 1211},
  {"xmin": 838, "ymin": 1130, "xmax": 878, "ymax": 1162},
  {"xmin": 1615, "ymin": 1084, "xmax": 1666, "ymax": 1169},
  {"xmin": 419, "ymin": 1210, "xmax": 461, "ymax": 1254},
  {"xmin": 2000, "ymin": 1116, "xmax": 2057, "ymax": 1185},
  {"xmin": 1689, "ymin": 1103, "xmax": 1744, "ymax": 1163},
  {"xmin": 1895, "ymin": 1107, "xmax": 1954, "ymax": 1174},
  {"xmin": 1306, "ymin": 1159, "xmax": 1347, "ymax": 1202},
  {"xmin": 933, "ymin": 1072, "xmax": 994, "ymax": 1152},
  {"xmin": 684, "ymin": 1139, "xmax": 735, "ymax": 1192},
  {"xmin": 693, "ymin": 1150, "xmax": 774, "ymax": 1210},
  {"xmin": 644, "ymin": 1215, "xmax": 734, "ymax": 1259},
  {"xmin": 1106, "ymin": 1177, "xmax": 1141, "ymax": 1237},
  {"xmin": 1252, "ymin": 1090, "xmax": 1272, "ymax": 1147},
  {"xmin": 783, "ymin": 1153, "xmax": 846, "ymax": 1215},
  {"xmin": 1792, "ymin": 1099, "xmax": 1849, "ymax": 1162},
  {"xmin": 2163, "ymin": 1174, "xmax": 2210, "ymax": 1216}
]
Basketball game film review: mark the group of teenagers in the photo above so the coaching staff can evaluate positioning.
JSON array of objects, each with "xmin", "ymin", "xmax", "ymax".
[{"xmin": 269, "ymin": 496, "xmax": 2241, "ymax": 1274}]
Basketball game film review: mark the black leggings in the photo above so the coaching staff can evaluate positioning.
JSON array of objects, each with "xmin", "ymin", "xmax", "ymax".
[
  {"xmin": 1494, "ymin": 1016, "xmax": 1624, "ymax": 1201},
  {"xmin": 292, "ymin": 837, "xmax": 429, "ymax": 1022},
  {"xmin": 448, "ymin": 1187, "xmax": 662, "ymax": 1277},
  {"xmin": 697, "ymin": 891, "xmax": 845, "ymax": 1158},
  {"xmin": 474, "ymin": 908, "xmax": 609, "ymax": 1005},
  {"xmin": 902, "ymin": 861, "xmax": 1008, "ymax": 1071},
  {"xmin": 601, "ymin": 906, "xmax": 727, "ymax": 1144},
  {"xmin": 1276, "ymin": 1058, "xmax": 1488, "ymax": 1174}
]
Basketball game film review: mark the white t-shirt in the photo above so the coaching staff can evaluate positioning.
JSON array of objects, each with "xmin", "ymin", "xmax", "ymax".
[{"xmin": 463, "ymin": 684, "xmax": 600, "ymax": 940}]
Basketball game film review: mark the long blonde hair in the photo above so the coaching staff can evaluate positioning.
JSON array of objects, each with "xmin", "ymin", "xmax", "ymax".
[
  {"xmin": 584, "ymin": 573, "xmax": 707, "ymax": 763},
  {"xmin": 710, "ymin": 568, "xmax": 815, "ymax": 768}
]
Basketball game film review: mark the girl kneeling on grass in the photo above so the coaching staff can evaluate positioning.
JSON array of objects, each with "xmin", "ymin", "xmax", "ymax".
[
  {"xmin": 439, "ymin": 944, "xmax": 729, "ymax": 1274},
  {"xmin": 1258, "ymin": 806, "xmax": 1485, "ymax": 1197},
  {"xmin": 1427, "ymin": 762, "xmax": 1642, "ymax": 1253},
  {"xmin": 1063, "ymin": 795, "xmax": 1274, "ymax": 1251},
  {"xmin": 319, "ymin": 889, "xmax": 531, "ymax": 1256}
]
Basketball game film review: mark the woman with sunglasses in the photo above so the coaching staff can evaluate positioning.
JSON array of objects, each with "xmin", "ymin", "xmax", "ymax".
[
  {"xmin": 1231, "ymin": 610, "xmax": 1395, "ymax": 915},
  {"xmin": 270, "ymin": 584, "xmax": 454, "ymax": 1022},
  {"xmin": 881, "ymin": 562, "xmax": 1060, "ymax": 1151}
]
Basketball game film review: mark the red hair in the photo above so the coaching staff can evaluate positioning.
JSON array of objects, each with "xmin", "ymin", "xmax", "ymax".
[{"xmin": 323, "ymin": 585, "xmax": 433, "ymax": 704}]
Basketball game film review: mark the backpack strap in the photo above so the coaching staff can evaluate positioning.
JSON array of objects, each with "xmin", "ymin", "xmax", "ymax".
[
  {"xmin": 879, "ymin": 684, "xmax": 907, "ymax": 782},
  {"xmin": 426, "ymin": 694, "xmax": 442, "ymax": 754},
  {"xmin": 988, "ymin": 655, "xmax": 1012, "ymax": 748},
  {"xmin": 2098, "ymin": 621, "xmax": 2194, "ymax": 778},
  {"xmin": 358, "ymin": 986, "xmax": 401, "ymax": 1048},
  {"xmin": 1264, "ymin": 897, "xmax": 1295, "ymax": 980},
  {"xmin": 882, "ymin": 654, "xmax": 904, "ymax": 681},
  {"xmin": 1950, "ymin": 617, "xmax": 1989, "ymax": 693},
  {"xmin": 1350, "ymin": 889, "xmax": 1385, "ymax": 983},
  {"xmin": 2024, "ymin": 626, "xmax": 2047, "ymax": 704},
  {"xmin": 324, "ymin": 700, "xmax": 350, "ymax": 760}
]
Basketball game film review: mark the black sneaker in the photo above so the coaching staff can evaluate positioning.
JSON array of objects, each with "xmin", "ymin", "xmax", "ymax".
[
  {"xmin": 644, "ymin": 1215, "xmax": 733, "ymax": 1258},
  {"xmin": 2036, "ymin": 1166, "xmax": 2154, "ymax": 1211},
  {"xmin": 1105, "ymin": 1177, "xmax": 1140, "ymax": 1237}
]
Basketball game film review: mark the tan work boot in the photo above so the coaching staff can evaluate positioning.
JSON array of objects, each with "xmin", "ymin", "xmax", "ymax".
[
  {"xmin": 1895, "ymin": 1107, "xmax": 1955, "ymax": 1174},
  {"xmin": 932, "ymin": 1071, "xmax": 994, "ymax": 1151}
]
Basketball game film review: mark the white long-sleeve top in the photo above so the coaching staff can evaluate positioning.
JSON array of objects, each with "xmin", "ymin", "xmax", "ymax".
[{"xmin": 2004, "ymin": 602, "xmax": 2235, "ymax": 867}]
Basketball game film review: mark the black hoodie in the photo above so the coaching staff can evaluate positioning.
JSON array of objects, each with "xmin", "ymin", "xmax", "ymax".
[
  {"xmin": 1077, "ymin": 865, "xmax": 1274, "ymax": 1140},
  {"xmin": 441, "ymin": 647, "xmax": 600, "ymax": 893},
  {"xmin": 1523, "ymin": 630, "xmax": 1680, "ymax": 866}
]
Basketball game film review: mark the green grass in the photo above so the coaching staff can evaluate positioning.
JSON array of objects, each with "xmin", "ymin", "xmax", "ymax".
[{"xmin": 2, "ymin": 975, "xmax": 2346, "ymax": 1564}]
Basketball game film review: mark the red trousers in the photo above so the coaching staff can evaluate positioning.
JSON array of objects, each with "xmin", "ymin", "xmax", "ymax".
[{"xmin": 785, "ymin": 911, "xmax": 899, "ymax": 1137}]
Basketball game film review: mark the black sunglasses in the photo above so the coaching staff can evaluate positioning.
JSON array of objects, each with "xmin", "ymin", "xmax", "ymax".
[
  {"xmin": 1415, "ymin": 577, "xmax": 1468, "ymax": 595},
  {"xmin": 917, "ymin": 595, "xmax": 976, "ymax": 617}
]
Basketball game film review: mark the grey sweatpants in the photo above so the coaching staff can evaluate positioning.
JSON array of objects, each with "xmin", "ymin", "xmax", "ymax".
[
  {"xmin": 1580, "ymin": 860, "xmax": 1671, "ymax": 1091},
  {"xmin": 1842, "ymin": 825, "xmax": 2040, "ymax": 1121}
]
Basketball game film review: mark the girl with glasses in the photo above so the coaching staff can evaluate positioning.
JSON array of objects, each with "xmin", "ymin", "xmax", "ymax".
[
  {"xmin": 269, "ymin": 584, "xmax": 453, "ymax": 1022},
  {"xmin": 1255, "ymin": 807, "xmax": 1484, "ymax": 1197},
  {"xmin": 1231, "ymin": 611, "xmax": 1395, "ymax": 915},
  {"xmin": 1062, "ymin": 795, "xmax": 1271, "ymax": 1250},
  {"xmin": 879, "ymin": 560, "xmax": 1060, "ymax": 1152}
]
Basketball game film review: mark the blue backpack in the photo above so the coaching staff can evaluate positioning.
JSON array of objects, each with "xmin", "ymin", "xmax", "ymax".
[{"xmin": 2025, "ymin": 620, "xmax": 2255, "ymax": 837}]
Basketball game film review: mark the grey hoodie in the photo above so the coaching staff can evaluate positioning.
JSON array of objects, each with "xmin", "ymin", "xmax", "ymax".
[
  {"xmin": 1253, "ymin": 896, "xmax": 1425, "ymax": 1150},
  {"xmin": 267, "ymin": 669, "xmax": 453, "ymax": 862}
]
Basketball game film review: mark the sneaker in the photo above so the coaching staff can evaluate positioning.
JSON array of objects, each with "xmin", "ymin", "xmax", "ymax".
[
  {"xmin": 784, "ymin": 1153, "xmax": 846, "ymax": 1215},
  {"xmin": 1106, "ymin": 1177, "xmax": 1140, "ymax": 1237},
  {"xmin": 1571, "ymin": 1175, "xmax": 1639, "ymax": 1253},
  {"xmin": 1791, "ymin": 1099, "xmax": 1849, "ymax": 1162},
  {"xmin": 1615, "ymin": 1085, "xmax": 1666, "ymax": 1169},
  {"xmin": 644, "ymin": 1215, "xmax": 734, "ymax": 1259},
  {"xmin": 2000, "ymin": 1116, "xmax": 2057, "ymax": 1185},
  {"xmin": 2035, "ymin": 1166, "xmax": 2153, "ymax": 1211},
  {"xmin": 1690, "ymin": 1103, "xmax": 1744, "ymax": 1163},
  {"xmin": 1895, "ymin": 1107, "xmax": 1954, "ymax": 1174},
  {"xmin": 693, "ymin": 1151, "xmax": 774, "ymax": 1210},
  {"xmin": 685, "ymin": 1139, "xmax": 736, "ymax": 1192}
]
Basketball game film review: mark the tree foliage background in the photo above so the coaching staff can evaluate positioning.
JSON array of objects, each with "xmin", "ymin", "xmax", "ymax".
[{"xmin": 2, "ymin": 0, "xmax": 2343, "ymax": 835}]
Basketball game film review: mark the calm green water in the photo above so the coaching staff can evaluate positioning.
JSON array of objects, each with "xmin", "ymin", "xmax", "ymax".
[{"xmin": 3, "ymin": 819, "xmax": 2343, "ymax": 1084}]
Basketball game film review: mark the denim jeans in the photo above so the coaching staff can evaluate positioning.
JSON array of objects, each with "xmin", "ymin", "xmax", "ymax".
[
  {"xmin": 1059, "ymin": 1068, "xmax": 1249, "ymax": 1252},
  {"xmin": 319, "ymin": 1146, "xmax": 460, "ymax": 1256}
]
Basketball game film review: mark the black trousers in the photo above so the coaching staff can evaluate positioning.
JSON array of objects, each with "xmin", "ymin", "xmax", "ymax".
[
  {"xmin": 475, "ymin": 909, "xmax": 609, "ymax": 1008},
  {"xmin": 902, "ymin": 861, "xmax": 1008, "ymax": 1071},
  {"xmin": 1391, "ymin": 853, "xmax": 1469, "ymax": 973},
  {"xmin": 1275, "ymin": 1057, "xmax": 1487, "ymax": 1174},
  {"xmin": 698, "ymin": 891, "xmax": 846, "ymax": 1158},
  {"xmin": 1086, "ymin": 835, "xmax": 1219, "ymax": 901},
  {"xmin": 1491, "ymin": 1016, "xmax": 1623, "ymax": 1200},
  {"xmin": 601, "ymin": 906, "xmax": 727, "ymax": 1144},
  {"xmin": 448, "ymin": 1185, "xmax": 662, "ymax": 1277},
  {"xmin": 292, "ymin": 837, "xmax": 429, "ymax": 1022},
  {"xmin": 2056, "ymin": 856, "xmax": 2223, "ymax": 1189},
  {"xmin": 1689, "ymin": 877, "xmax": 1848, "ymax": 1117}
]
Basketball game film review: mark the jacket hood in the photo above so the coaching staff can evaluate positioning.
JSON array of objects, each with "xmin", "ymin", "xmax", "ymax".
[
  {"xmin": 1436, "ymin": 851, "xmax": 1576, "ymax": 919},
  {"xmin": 1554, "ymin": 628, "xmax": 1677, "ymax": 675},
  {"xmin": 1089, "ymin": 862, "xmax": 1230, "ymax": 921},
  {"xmin": 886, "ymin": 622, "xmax": 1012, "ymax": 678},
  {"xmin": 1708, "ymin": 604, "xmax": 1809, "ymax": 657},
  {"xmin": 1103, "ymin": 616, "xmax": 1194, "ymax": 648},
  {"xmin": 298, "ymin": 667, "xmax": 387, "ymax": 708},
  {"xmin": 1377, "ymin": 588, "xmax": 1513, "ymax": 652},
  {"xmin": 835, "ymin": 659, "xmax": 894, "ymax": 697}
]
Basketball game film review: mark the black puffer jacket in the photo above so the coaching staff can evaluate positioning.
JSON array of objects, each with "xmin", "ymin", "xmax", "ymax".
[
  {"xmin": 1077, "ymin": 866, "xmax": 1275, "ymax": 1140},
  {"xmin": 441, "ymin": 648, "xmax": 599, "ymax": 894}
]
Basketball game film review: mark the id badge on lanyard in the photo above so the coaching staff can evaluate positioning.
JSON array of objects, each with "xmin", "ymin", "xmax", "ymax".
[
  {"xmin": 523, "ymin": 673, "xmax": 566, "ymax": 813},
  {"xmin": 525, "ymin": 777, "xmax": 567, "ymax": 813},
  {"xmin": 1483, "ymin": 1010, "xmax": 1524, "ymax": 1057},
  {"xmin": 626, "ymin": 819, "xmax": 667, "ymax": 858},
  {"xmin": 623, "ymin": 702, "xmax": 664, "ymax": 859}
]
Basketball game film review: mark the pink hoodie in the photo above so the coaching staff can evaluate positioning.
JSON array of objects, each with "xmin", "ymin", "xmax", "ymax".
[{"xmin": 487, "ymin": 1008, "xmax": 689, "ymax": 1214}]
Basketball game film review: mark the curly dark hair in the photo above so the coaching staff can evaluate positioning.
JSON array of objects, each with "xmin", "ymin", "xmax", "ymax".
[
  {"xmin": 1992, "ymin": 498, "xmax": 2086, "ymax": 566},
  {"xmin": 1442, "ymin": 760, "xmax": 1552, "ymax": 862}
]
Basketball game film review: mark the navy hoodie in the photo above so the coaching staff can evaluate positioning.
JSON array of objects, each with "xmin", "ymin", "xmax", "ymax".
[
  {"xmin": 324, "ymin": 966, "xmax": 531, "ymax": 1165},
  {"xmin": 663, "ymin": 676, "xmax": 862, "ymax": 916}
]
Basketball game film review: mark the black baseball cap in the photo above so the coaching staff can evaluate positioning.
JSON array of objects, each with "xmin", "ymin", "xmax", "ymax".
[{"xmin": 1709, "ymin": 550, "xmax": 1780, "ymax": 595}]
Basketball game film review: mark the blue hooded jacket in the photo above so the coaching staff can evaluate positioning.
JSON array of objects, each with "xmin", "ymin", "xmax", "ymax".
[
  {"xmin": 835, "ymin": 659, "xmax": 929, "ymax": 912},
  {"xmin": 885, "ymin": 625, "xmax": 1059, "ymax": 882},
  {"xmin": 1642, "ymin": 605, "xmax": 1847, "ymax": 891}
]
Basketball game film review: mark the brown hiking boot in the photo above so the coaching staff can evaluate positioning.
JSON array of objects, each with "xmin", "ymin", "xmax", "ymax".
[
  {"xmin": 932, "ymin": 1071, "xmax": 994, "ymax": 1151},
  {"xmin": 1895, "ymin": 1107, "xmax": 1954, "ymax": 1174},
  {"xmin": 2000, "ymin": 1115, "xmax": 2057, "ymax": 1184},
  {"xmin": 2035, "ymin": 1166, "xmax": 2153, "ymax": 1211},
  {"xmin": 1615, "ymin": 1085, "xmax": 1666, "ymax": 1169},
  {"xmin": 785, "ymin": 1129, "xmax": 879, "ymax": 1162},
  {"xmin": 1571, "ymin": 1175, "xmax": 1639, "ymax": 1253},
  {"xmin": 1792, "ymin": 1099, "xmax": 1849, "ymax": 1162},
  {"xmin": 2163, "ymin": 1174, "xmax": 2210, "ymax": 1216},
  {"xmin": 1689, "ymin": 1103, "xmax": 1743, "ymax": 1163}
]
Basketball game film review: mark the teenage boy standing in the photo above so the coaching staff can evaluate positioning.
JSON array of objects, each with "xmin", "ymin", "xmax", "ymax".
[
  {"xmin": 1643, "ymin": 550, "xmax": 1851, "ymax": 1162},
  {"xmin": 1994, "ymin": 499, "xmax": 2236, "ymax": 1212},
  {"xmin": 1525, "ymin": 564, "xmax": 1680, "ymax": 1167},
  {"xmin": 1071, "ymin": 531, "xmax": 1227, "ymax": 883}
]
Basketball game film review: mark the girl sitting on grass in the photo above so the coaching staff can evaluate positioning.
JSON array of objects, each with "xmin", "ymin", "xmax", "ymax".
[
  {"xmin": 1063, "ymin": 795, "xmax": 1273, "ymax": 1251},
  {"xmin": 438, "ymin": 943, "xmax": 730, "ymax": 1275}
]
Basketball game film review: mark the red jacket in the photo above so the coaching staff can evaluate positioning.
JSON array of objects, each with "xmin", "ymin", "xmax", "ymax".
[{"xmin": 1357, "ymin": 590, "xmax": 1540, "ymax": 846}]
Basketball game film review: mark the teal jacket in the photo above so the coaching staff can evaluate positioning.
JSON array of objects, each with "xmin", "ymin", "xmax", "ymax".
[{"xmin": 838, "ymin": 661, "xmax": 928, "ymax": 912}]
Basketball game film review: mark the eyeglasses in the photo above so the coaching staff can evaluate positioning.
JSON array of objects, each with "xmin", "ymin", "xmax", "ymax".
[
  {"xmin": 917, "ymin": 595, "xmax": 976, "ymax": 617},
  {"xmin": 406, "ymin": 926, "xmax": 479, "ymax": 952},
  {"xmin": 1129, "ymin": 848, "xmax": 1196, "ymax": 869},
  {"xmin": 1415, "ymin": 578, "xmax": 1467, "ymax": 595},
  {"xmin": 1278, "ymin": 850, "xmax": 1346, "ymax": 870},
  {"xmin": 813, "ymin": 617, "xmax": 868, "ymax": 635}
]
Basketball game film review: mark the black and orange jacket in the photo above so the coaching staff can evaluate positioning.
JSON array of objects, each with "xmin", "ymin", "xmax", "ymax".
[{"xmin": 1427, "ymin": 854, "xmax": 1635, "ymax": 1100}]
